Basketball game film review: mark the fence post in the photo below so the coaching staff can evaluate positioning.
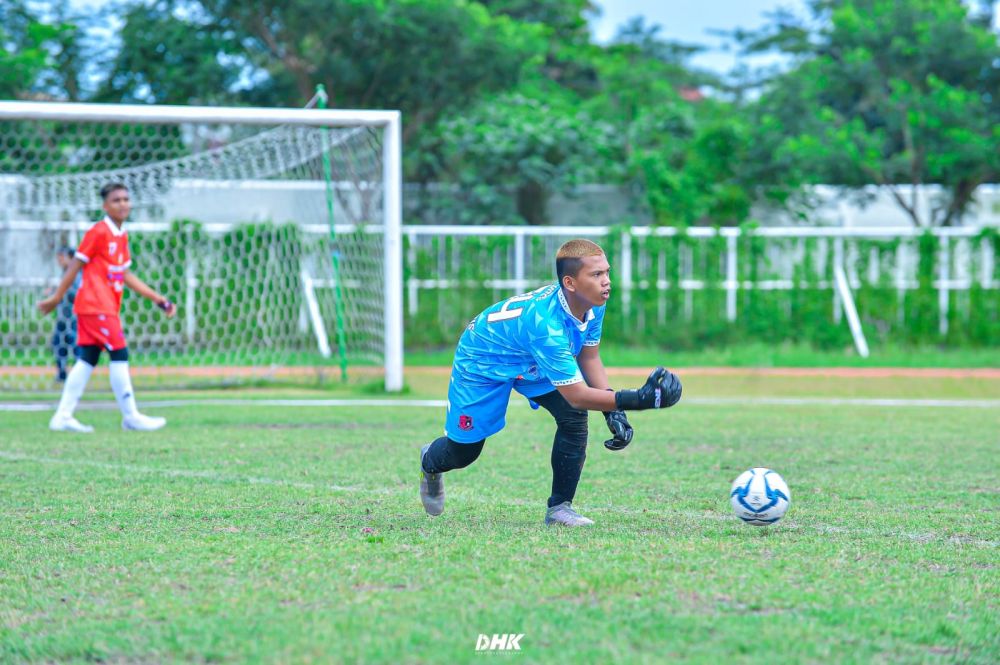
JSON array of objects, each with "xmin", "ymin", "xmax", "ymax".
[
  {"xmin": 833, "ymin": 261, "xmax": 870, "ymax": 358},
  {"xmin": 621, "ymin": 230, "xmax": 632, "ymax": 318},
  {"xmin": 407, "ymin": 229, "xmax": 418, "ymax": 317},
  {"xmin": 981, "ymin": 234, "xmax": 994, "ymax": 288},
  {"xmin": 895, "ymin": 241, "xmax": 907, "ymax": 326},
  {"xmin": 832, "ymin": 237, "xmax": 843, "ymax": 324},
  {"xmin": 657, "ymin": 247, "xmax": 666, "ymax": 325},
  {"xmin": 725, "ymin": 230, "xmax": 738, "ymax": 322},
  {"xmin": 514, "ymin": 230, "xmax": 526, "ymax": 292},
  {"xmin": 939, "ymin": 235, "xmax": 950, "ymax": 336}
]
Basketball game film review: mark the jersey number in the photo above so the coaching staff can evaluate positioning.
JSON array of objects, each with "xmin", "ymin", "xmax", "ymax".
[{"xmin": 486, "ymin": 293, "xmax": 533, "ymax": 323}]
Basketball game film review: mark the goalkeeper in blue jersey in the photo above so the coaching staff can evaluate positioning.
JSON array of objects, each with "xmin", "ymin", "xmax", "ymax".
[{"xmin": 419, "ymin": 238, "xmax": 682, "ymax": 526}]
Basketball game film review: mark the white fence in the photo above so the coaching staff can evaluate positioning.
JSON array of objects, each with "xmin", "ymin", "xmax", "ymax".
[
  {"xmin": 2, "ymin": 221, "xmax": 997, "ymax": 357},
  {"xmin": 402, "ymin": 225, "xmax": 996, "ymax": 344}
]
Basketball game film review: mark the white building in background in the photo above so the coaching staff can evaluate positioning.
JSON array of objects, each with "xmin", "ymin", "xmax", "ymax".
[
  {"xmin": 3, "ymin": 177, "xmax": 999, "ymax": 288},
  {"xmin": 763, "ymin": 185, "xmax": 1000, "ymax": 228}
]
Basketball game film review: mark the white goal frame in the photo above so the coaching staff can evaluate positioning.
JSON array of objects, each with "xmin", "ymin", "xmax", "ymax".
[{"xmin": 0, "ymin": 100, "xmax": 404, "ymax": 391}]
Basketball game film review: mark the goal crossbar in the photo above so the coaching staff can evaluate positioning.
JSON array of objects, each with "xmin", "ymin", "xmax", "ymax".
[{"xmin": 0, "ymin": 101, "xmax": 399, "ymax": 128}]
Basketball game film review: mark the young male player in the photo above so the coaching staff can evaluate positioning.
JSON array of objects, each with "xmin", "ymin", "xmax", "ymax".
[
  {"xmin": 38, "ymin": 183, "xmax": 176, "ymax": 433},
  {"xmin": 419, "ymin": 239, "xmax": 682, "ymax": 526}
]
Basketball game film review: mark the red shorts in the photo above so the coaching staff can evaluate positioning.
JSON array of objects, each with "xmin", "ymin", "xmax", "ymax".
[{"xmin": 76, "ymin": 313, "xmax": 127, "ymax": 351}]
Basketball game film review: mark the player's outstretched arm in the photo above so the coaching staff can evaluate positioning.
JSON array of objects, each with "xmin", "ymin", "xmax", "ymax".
[
  {"xmin": 123, "ymin": 271, "xmax": 176, "ymax": 318},
  {"xmin": 556, "ymin": 367, "xmax": 682, "ymax": 412},
  {"xmin": 557, "ymin": 381, "xmax": 619, "ymax": 411},
  {"xmin": 37, "ymin": 258, "xmax": 84, "ymax": 315}
]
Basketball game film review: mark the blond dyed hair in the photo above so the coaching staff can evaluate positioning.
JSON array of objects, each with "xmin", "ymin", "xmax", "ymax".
[{"xmin": 556, "ymin": 238, "xmax": 605, "ymax": 282}]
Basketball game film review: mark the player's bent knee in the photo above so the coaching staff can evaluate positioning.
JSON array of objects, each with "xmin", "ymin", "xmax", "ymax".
[
  {"xmin": 560, "ymin": 428, "xmax": 588, "ymax": 450},
  {"xmin": 556, "ymin": 408, "xmax": 588, "ymax": 436},
  {"xmin": 446, "ymin": 437, "xmax": 485, "ymax": 468}
]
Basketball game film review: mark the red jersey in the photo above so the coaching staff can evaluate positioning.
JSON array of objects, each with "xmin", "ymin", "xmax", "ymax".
[{"xmin": 73, "ymin": 217, "xmax": 132, "ymax": 315}]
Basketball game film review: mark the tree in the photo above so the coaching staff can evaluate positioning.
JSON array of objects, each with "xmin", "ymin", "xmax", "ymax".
[
  {"xmin": 477, "ymin": 0, "xmax": 600, "ymax": 94},
  {"xmin": 97, "ymin": 0, "xmax": 244, "ymax": 105},
  {"xmin": 201, "ymin": 0, "xmax": 544, "ymax": 138},
  {"xmin": 0, "ymin": 0, "xmax": 67, "ymax": 99},
  {"xmin": 582, "ymin": 20, "xmax": 752, "ymax": 226},
  {"xmin": 611, "ymin": 15, "xmax": 713, "ymax": 87},
  {"xmin": 744, "ymin": 0, "xmax": 1000, "ymax": 226},
  {"xmin": 414, "ymin": 92, "xmax": 616, "ymax": 224},
  {"xmin": 33, "ymin": 0, "xmax": 91, "ymax": 101}
]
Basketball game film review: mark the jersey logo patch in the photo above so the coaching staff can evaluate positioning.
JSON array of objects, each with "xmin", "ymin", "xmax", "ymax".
[
  {"xmin": 108, "ymin": 241, "xmax": 117, "ymax": 255},
  {"xmin": 458, "ymin": 415, "xmax": 474, "ymax": 431}
]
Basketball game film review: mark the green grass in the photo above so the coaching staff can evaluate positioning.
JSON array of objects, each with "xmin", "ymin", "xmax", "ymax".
[
  {"xmin": 8, "ymin": 342, "xmax": 1000, "ymax": 372},
  {"xmin": 409, "ymin": 342, "xmax": 1000, "ymax": 368},
  {"xmin": 1, "ymin": 375, "xmax": 998, "ymax": 663}
]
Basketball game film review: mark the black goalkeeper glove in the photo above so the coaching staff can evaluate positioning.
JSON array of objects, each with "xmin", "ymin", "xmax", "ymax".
[
  {"xmin": 603, "ymin": 409, "xmax": 633, "ymax": 451},
  {"xmin": 614, "ymin": 367, "xmax": 682, "ymax": 411},
  {"xmin": 603, "ymin": 388, "xmax": 633, "ymax": 451}
]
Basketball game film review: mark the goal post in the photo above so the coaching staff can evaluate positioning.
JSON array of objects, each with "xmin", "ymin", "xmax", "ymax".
[{"xmin": 0, "ymin": 100, "xmax": 404, "ymax": 392}]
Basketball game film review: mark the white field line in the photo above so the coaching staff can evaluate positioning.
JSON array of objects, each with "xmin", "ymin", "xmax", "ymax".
[
  {"xmin": 2, "ymin": 396, "xmax": 1000, "ymax": 412},
  {"xmin": 686, "ymin": 397, "xmax": 1000, "ymax": 408},
  {"xmin": 0, "ymin": 398, "xmax": 449, "ymax": 412}
]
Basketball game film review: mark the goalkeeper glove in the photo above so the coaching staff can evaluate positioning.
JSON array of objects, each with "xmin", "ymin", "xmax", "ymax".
[
  {"xmin": 614, "ymin": 367, "xmax": 682, "ymax": 411},
  {"xmin": 603, "ymin": 405, "xmax": 634, "ymax": 451}
]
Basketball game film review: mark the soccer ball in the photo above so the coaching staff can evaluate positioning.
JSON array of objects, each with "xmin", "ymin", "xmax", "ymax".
[{"xmin": 730, "ymin": 468, "xmax": 791, "ymax": 526}]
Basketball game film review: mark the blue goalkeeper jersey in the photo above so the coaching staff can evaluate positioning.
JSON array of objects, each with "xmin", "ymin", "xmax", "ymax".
[{"xmin": 453, "ymin": 283, "xmax": 605, "ymax": 387}]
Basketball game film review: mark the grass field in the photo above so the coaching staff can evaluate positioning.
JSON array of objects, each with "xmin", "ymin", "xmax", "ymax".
[
  {"xmin": 1, "ymin": 370, "xmax": 998, "ymax": 663},
  {"xmin": 408, "ymin": 343, "xmax": 1000, "ymax": 368}
]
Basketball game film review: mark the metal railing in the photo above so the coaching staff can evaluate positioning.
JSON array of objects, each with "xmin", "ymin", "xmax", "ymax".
[
  {"xmin": 3, "ymin": 221, "xmax": 997, "ymax": 355},
  {"xmin": 401, "ymin": 225, "xmax": 997, "ymax": 344}
]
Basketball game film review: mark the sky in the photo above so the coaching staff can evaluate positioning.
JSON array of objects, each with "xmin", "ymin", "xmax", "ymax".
[
  {"xmin": 590, "ymin": 0, "xmax": 811, "ymax": 72},
  {"xmin": 64, "ymin": 0, "xmax": 997, "ymax": 75},
  {"xmin": 66, "ymin": 0, "xmax": 811, "ymax": 74}
]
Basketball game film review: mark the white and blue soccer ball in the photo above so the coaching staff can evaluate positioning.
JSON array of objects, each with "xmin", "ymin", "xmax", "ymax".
[{"xmin": 730, "ymin": 468, "xmax": 791, "ymax": 526}]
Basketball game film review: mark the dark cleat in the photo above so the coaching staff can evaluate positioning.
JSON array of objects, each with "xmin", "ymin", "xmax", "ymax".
[{"xmin": 420, "ymin": 443, "xmax": 445, "ymax": 516}]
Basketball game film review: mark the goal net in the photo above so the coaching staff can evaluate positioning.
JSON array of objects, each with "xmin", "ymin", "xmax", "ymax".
[{"xmin": 0, "ymin": 102, "xmax": 403, "ymax": 392}]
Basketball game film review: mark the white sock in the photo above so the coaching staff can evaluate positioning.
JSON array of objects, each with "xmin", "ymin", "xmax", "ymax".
[
  {"xmin": 110, "ymin": 361, "xmax": 138, "ymax": 419},
  {"xmin": 55, "ymin": 360, "xmax": 94, "ymax": 419}
]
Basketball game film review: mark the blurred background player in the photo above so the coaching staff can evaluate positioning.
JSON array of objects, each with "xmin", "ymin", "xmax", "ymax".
[
  {"xmin": 418, "ymin": 239, "xmax": 683, "ymax": 526},
  {"xmin": 38, "ymin": 183, "xmax": 177, "ymax": 433},
  {"xmin": 51, "ymin": 246, "xmax": 82, "ymax": 382}
]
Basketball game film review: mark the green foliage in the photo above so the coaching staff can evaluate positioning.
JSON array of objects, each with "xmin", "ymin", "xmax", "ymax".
[
  {"xmin": 0, "ymin": 0, "xmax": 93, "ymax": 100},
  {"xmin": 0, "ymin": 120, "xmax": 188, "ymax": 174},
  {"xmin": 404, "ymin": 230, "xmax": 1000, "ymax": 352},
  {"xmin": 96, "ymin": 0, "xmax": 242, "ymax": 105},
  {"xmin": 126, "ymin": 220, "xmax": 318, "ymax": 359},
  {"xmin": 745, "ymin": 0, "xmax": 1000, "ymax": 226},
  {"xmin": 404, "ymin": 234, "xmax": 516, "ymax": 344},
  {"xmin": 204, "ymin": 0, "xmax": 543, "ymax": 138},
  {"xmin": 0, "ymin": 1, "xmax": 63, "ymax": 98},
  {"xmin": 632, "ymin": 114, "xmax": 755, "ymax": 226},
  {"xmin": 5, "ymin": 0, "xmax": 997, "ymax": 233},
  {"xmin": 413, "ymin": 93, "xmax": 618, "ymax": 224}
]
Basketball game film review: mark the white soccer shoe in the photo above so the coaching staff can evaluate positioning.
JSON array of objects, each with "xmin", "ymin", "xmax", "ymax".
[
  {"xmin": 49, "ymin": 414, "xmax": 95, "ymax": 433},
  {"xmin": 122, "ymin": 413, "xmax": 167, "ymax": 431},
  {"xmin": 544, "ymin": 501, "xmax": 595, "ymax": 527}
]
